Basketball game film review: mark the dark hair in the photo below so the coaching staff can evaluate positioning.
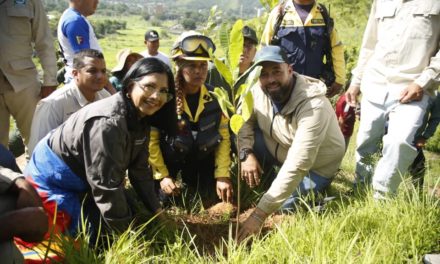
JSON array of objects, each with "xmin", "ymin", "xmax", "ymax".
[
  {"xmin": 112, "ymin": 70, "xmax": 125, "ymax": 80},
  {"xmin": 174, "ymin": 66, "xmax": 186, "ymax": 130},
  {"xmin": 72, "ymin": 49, "xmax": 104, "ymax": 70},
  {"xmin": 122, "ymin": 57, "xmax": 177, "ymax": 135}
]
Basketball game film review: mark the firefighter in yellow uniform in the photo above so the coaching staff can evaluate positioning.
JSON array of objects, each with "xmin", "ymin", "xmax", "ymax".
[
  {"xmin": 149, "ymin": 32, "xmax": 233, "ymax": 205},
  {"xmin": 0, "ymin": 0, "xmax": 58, "ymax": 149},
  {"xmin": 261, "ymin": 0, "xmax": 345, "ymax": 97}
]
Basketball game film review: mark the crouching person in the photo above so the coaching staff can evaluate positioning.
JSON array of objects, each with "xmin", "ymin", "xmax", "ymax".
[
  {"xmin": 237, "ymin": 46, "xmax": 345, "ymax": 242},
  {"xmin": 149, "ymin": 31, "xmax": 233, "ymax": 206},
  {"xmin": 0, "ymin": 165, "xmax": 48, "ymax": 264},
  {"xmin": 24, "ymin": 58, "xmax": 176, "ymax": 243}
]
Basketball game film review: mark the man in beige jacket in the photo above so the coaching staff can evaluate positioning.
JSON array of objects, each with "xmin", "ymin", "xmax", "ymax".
[
  {"xmin": 237, "ymin": 45, "xmax": 345, "ymax": 242},
  {"xmin": 0, "ymin": 0, "xmax": 58, "ymax": 149}
]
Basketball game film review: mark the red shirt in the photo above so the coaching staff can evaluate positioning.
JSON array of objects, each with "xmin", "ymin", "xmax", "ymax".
[{"xmin": 335, "ymin": 94, "xmax": 356, "ymax": 137}]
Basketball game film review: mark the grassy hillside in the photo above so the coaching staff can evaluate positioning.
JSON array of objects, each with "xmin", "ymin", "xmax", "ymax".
[{"xmin": 87, "ymin": 15, "xmax": 180, "ymax": 70}]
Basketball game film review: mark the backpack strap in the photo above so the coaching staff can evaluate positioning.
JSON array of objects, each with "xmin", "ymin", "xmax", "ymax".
[
  {"xmin": 270, "ymin": 0, "xmax": 287, "ymax": 45},
  {"xmin": 317, "ymin": 3, "xmax": 336, "ymax": 86},
  {"xmin": 317, "ymin": 3, "xmax": 334, "ymax": 40}
]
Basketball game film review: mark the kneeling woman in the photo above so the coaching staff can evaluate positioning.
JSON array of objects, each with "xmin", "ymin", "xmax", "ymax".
[
  {"xmin": 149, "ymin": 32, "xmax": 233, "ymax": 205},
  {"xmin": 26, "ymin": 58, "xmax": 176, "ymax": 238}
]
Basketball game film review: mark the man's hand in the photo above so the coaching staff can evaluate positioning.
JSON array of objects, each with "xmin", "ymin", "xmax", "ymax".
[
  {"xmin": 240, "ymin": 153, "xmax": 263, "ymax": 188},
  {"xmin": 236, "ymin": 207, "xmax": 267, "ymax": 243},
  {"xmin": 326, "ymin": 82, "xmax": 343, "ymax": 98},
  {"xmin": 40, "ymin": 85, "xmax": 57, "ymax": 98},
  {"xmin": 415, "ymin": 137, "xmax": 427, "ymax": 148},
  {"xmin": 216, "ymin": 177, "xmax": 233, "ymax": 203},
  {"xmin": 345, "ymin": 85, "xmax": 361, "ymax": 107},
  {"xmin": 160, "ymin": 177, "xmax": 180, "ymax": 196},
  {"xmin": 14, "ymin": 178, "xmax": 43, "ymax": 209},
  {"xmin": 399, "ymin": 83, "xmax": 423, "ymax": 104}
]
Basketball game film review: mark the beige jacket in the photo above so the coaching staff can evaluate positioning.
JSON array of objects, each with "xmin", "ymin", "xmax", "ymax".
[
  {"xmin": 0, "ymin": 0, "xmax": 57, "ymax": 92},
  {"xmin": 238, "ymin": 73, "xmax": 345, "ymax": 214}
]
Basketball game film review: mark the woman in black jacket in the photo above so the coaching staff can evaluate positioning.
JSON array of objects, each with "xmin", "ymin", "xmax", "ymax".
[{"xmin": 25, "ymin": 58, "xmax": 176, "ymax": 241}]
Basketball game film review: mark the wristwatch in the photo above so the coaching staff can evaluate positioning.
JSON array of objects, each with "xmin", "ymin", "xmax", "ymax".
[{"xmin": 239, "ymin": 148, "xmax": 253, "ymax": 162}]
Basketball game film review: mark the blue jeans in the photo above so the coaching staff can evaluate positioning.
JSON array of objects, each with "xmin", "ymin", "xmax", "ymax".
[
  {"xmin": 280, "ymin": 171, "xmax": 333, "ymax": 212},
  {"xmin": 252, "ymin": 128, "xmax": 333, "ymax": 212}
]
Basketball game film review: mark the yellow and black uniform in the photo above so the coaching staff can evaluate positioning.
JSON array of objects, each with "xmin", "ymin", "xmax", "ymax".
[
  {"xmin": 149, "ymin": 84, "xmax": 231, "ymax": 198},
  {"xmin": 261, "ymin": 1, "xmax": 346, "ymax": 85}
]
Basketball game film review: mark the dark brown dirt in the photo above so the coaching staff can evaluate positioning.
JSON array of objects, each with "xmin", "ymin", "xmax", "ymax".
[{"xmin": 172, "ymin": 203, "xmax": 288, "ymax": 256}]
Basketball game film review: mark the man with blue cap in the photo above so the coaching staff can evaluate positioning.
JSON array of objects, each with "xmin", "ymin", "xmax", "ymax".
[{"xmin": 237, "ymin": 45, "xmax": 345, "ymax": 242}]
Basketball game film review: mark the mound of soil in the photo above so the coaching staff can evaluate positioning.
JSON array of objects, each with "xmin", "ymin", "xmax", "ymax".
[{"xmin": 172, "ymin": 203, "xmax": 288, "ymax": 256}]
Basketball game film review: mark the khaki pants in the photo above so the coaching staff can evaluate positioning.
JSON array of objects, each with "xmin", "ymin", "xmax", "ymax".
[{"xmin": 0, "ymin": 70, "xmax": 40, "ymax": 148}]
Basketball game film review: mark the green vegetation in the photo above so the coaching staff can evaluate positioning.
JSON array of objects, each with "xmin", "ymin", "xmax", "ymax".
[
  {"xmin": 427, "ymin": 128, "xmax": 440, "ymax": 153},
  {"xmin": 89, "ymin": 16, "xmax": 177, "ymax": 69},
  {"xmin": 40, "ymin": 149, "xmax": 440, "ymax": 263},
  {"xmin": 93, "ymin": 20, "xmax": 127, "ymax": 39}
]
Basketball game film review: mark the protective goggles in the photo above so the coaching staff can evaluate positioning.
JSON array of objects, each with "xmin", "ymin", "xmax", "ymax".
[{"xmin": 174, "ymin": 35, "xmax": 216, "ymax": 58}]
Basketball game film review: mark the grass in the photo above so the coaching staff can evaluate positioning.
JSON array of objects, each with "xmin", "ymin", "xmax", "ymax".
[
  {"xmin": 50, "ymin": 182, "xmax": 439, "ymax": 263},
  {"xmin": 88, "ymin": 15, "xmax": 179, "ymax": 70},
  {"xmin": 30, "ymin": 129, "xmax": 440, "ymax": 263}
]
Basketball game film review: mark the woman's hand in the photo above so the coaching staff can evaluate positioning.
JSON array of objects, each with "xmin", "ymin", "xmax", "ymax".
[
  {"xmin": 216, "ymin": 177, "xmax": 233, "ymax": 203},
  {"xmin": 160, "ymin": 177, "xmax": 180, "ymax": 196}
]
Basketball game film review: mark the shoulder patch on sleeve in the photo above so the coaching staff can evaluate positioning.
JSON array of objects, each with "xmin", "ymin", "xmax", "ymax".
[{"xmin": 76, "ymin": 35, "xmax": 84, "ymax": 45}]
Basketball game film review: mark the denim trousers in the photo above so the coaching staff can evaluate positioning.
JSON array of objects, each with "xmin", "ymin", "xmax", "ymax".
[{"xmin": 253, "ymin": 127, "xmax": 333, "ymax": 212}]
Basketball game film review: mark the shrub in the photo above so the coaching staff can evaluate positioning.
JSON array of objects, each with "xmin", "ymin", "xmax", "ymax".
[{"xmin": 426, "ymin": 128, "xmax": 440, "ymax": 153}]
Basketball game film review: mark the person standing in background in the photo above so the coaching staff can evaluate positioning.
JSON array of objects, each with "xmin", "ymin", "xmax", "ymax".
[
  {"xmin": 141, "ymin": 30, "xmax": 172, "ymax": 69},
  {"xmin": 345, "ymin": 0, "xmax": 440, "ymax": 197},
  {"xmin": 0, "ymin": 0, "xmax": 58, "ymax": 149},
  {"xmin": 207, "ymin": 25, "xmax": 259, "ymax": 101},
  {"xmin": 261, "ymin": 0, "xmax": 346, "ymax": 98},
  {"xmin": 110, "ymin": 48, "xmax": 143, "ymax": 91},
  {"xmin": 58, "ymin": 0, "xmax": 116, "ymax": 94}
]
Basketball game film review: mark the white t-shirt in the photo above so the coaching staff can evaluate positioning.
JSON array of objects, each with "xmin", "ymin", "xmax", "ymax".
[{"xmin": 140, "ymin": 50, "xmax": 172, "ymax": 69}]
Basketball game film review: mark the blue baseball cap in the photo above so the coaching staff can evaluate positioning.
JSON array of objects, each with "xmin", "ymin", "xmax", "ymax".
[{"xmin": 254, "ymin": 45, "xmax": 289, "ymax": 66}]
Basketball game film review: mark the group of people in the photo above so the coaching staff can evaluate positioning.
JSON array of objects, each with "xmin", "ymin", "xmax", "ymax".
[{"xmin": 1, "ymin": 0, "xmax": 439, "ymax": 262}]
